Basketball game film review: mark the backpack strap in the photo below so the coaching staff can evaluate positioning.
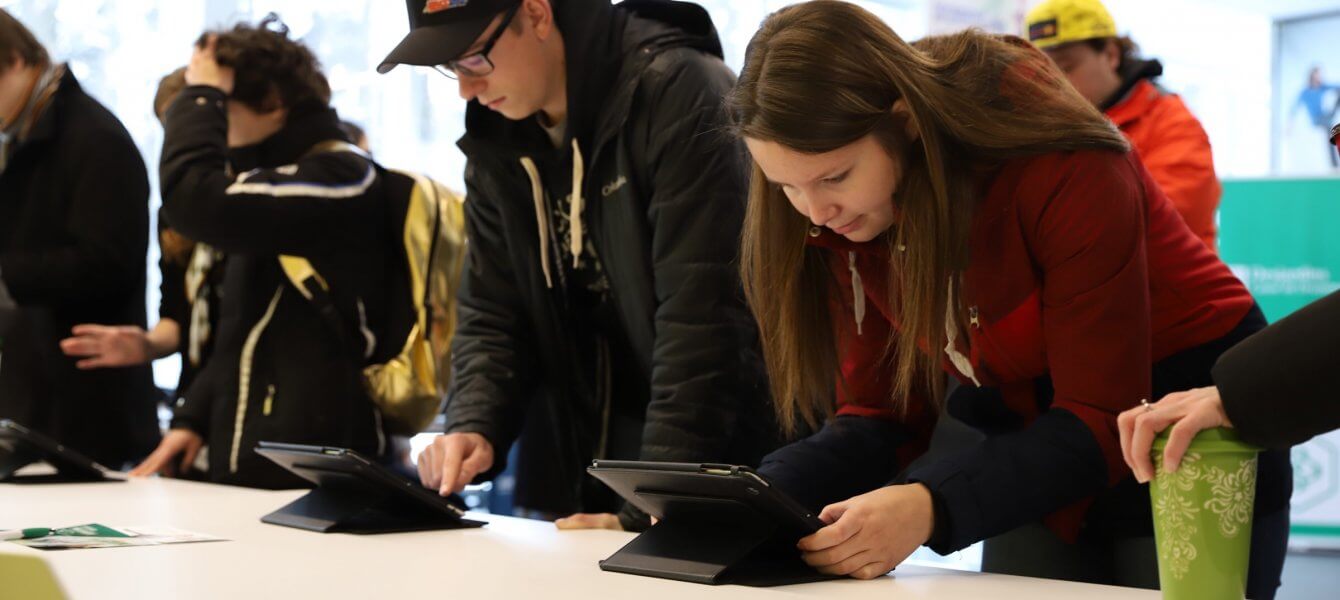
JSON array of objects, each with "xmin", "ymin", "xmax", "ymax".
[
  {"xmin": 388, "ymin": 167, "xmax": 442, "ymax": 342},
  {"xmin": 278, "ymin": 253, "xmax": 362, "ymax": 358},
  {"xmin": 277, "ymin": 138, "xmax": 375, "ymax": 294},
  {"xmin": 277, "ymin": 140, "xmax": 375, "ymax": 358},
  {"xmin": 277, "ymin": 255, "xmax": 329, "ymax": 300},
  {"xmin": 277, "ymin": 139, "xmax": 373, "ymax": 289}
]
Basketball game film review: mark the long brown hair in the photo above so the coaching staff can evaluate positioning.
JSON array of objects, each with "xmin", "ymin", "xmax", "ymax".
[{"xmin": 730, "ymin": 0, "xmax": 1130, "ymax": 435}]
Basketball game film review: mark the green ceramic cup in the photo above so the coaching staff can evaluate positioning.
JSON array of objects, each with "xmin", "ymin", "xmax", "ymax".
[{"xmin": 1150, "ymin": 427, "xmax": 1259, "ymax": 599}]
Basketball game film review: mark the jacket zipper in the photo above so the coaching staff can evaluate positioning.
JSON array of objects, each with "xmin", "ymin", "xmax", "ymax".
[
  {"xmin": 595, "ymin": 336, "xmax": 613, "ymax": 460},
  {"xmin": 231, "ymin": 287, "xmax": 284, "ymax": 474},
  {"xmin": 582, "ymin": 160, "xmax": 618, "ymax": 463}
]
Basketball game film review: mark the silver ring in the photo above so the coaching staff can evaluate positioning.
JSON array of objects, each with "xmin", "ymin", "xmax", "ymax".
[{"xmin": 1140, "ymin": 398, "xmax": 1152, "ymax": 412}]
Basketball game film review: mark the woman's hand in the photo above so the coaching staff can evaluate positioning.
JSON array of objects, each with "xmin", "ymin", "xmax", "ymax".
[
  {"xmin": 798, "ymin": 483, "xmax": 935, "ymax": 579},
  {"xmin": 1117, "ymin": 386, "xmax": 1233, "ymax": 483}
]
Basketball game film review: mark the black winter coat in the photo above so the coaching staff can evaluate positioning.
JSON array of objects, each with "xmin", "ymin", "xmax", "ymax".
[
  {"xmin": 160, "ymin": 88, "xmax": 393, "ymax": 488},
  {"xmin": 1215, "ymin": 290, "xmax": 1340, "ymax": 448},
  {"xmin": 446, "ymin": 0, "xmax": 779, "ymax": 518},
  {"xmin": 0, "ymin": 68, "xmax": 158, "ymax": 467}
]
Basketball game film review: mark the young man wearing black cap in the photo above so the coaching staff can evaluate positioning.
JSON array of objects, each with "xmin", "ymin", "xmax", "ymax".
[{"xmin": 380, "ymin": 0, "xmax": 777, "ymax": 530}]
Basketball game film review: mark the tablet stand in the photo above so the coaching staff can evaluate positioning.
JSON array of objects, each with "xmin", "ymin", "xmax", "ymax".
[
  {"xmin": 1, "ymin": 470, "xmax": 112, "ymax": 484},
  {"xmin": 598, "ymin": 492, "xmax": 835, "ymax": 586},
  {"xmin": 261, "ymin": 484, "xmax": 484, "ymax": 534},
  {"xmin": 0, "ymin": 435, "xmax": 113, "ymax": 484}
]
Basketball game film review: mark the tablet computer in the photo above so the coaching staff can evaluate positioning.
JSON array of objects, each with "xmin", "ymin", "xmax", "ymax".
[
  {"xmin": 587, "ymin": 460, "xmax": 831, "ymax": 585},
  {"xmin": 0, "ymin": 419, "xmax": 110, "ymax": 482},
  {"xmin": 255, "ymin": 441, "xmax": 485, "ymax": 534},
  {"xmin": 587, "ymin": 460, "xmax": 824, "ymax": 536}
]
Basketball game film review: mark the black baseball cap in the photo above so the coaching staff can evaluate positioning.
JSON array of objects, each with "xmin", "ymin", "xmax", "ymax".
[{"xmin": 378, "ymin": 0, "xmax": 522, "ymax": 74}]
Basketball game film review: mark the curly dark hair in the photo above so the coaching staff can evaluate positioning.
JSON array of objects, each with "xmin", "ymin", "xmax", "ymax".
[{"xmin": 201, "ymin": 14, "xmax": 330, "ymax": 113}]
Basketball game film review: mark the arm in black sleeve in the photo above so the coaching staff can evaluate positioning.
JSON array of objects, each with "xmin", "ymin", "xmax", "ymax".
[
  {"xmin": 158, "ymin": 86, "xmax": 380, "ymax": 256},
  {"xmin": 905, "ymin": 154, "xmax": 1155, "ymax": 554},
  {"xmin": 635, "ymin": 49, "xmax": 767, "ymax": 465},
  {"xmin": 170, "ymin": 357, "xmax": 217, "ymax": 435},
  {"xmin": 905, "ymin": 408, "xmax": 1107, "ymax": 554},
  {"xmin": 1215, "ymin": 289, "xmax": 1340, "ymax": 448},
  {"xmin": 757, "ymin": 415, "xmax": 910, "ymax": 512},
  {"xmin": 442, "ymin": 162, "xmax": 541, "ymax": 481},
  {"xmin": 0, "ymin": 131, "xmax": 148, "ymax": 306}
]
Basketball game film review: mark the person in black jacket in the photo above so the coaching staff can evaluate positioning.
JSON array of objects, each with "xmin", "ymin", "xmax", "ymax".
[
  {"xmin": 379, "ymin": 0, "xmax": 778, "ymax": 529},
  {"xmin": 0, "ymin": 9, "xmax": 159, "ymax": 468},
  {"xmin": 1120, "ymin": 289, "xmax": 1340, "ymax": 479},
  {"xmin": 131, "ymin": 18, "xmax": 394, "ymax": 488},
  {"xmin": 60, "ymin": 68, "xmax": 221, "ymax": 408}
]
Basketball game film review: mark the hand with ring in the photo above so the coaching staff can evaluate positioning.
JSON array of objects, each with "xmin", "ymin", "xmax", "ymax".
[{"xmin": 1117, "ymin": 387, "xmax": 1234, "ymax": 484}]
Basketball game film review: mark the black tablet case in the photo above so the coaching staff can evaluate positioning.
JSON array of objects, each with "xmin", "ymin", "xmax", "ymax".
[
  {"xmin": 588, "ymin": 461, "xmax": 838, "ymax": 587},
  {"xmin": 0, "ymin": 419, "xmax": 112, "ymax": 483},
  {"xmin": 255, "ymin": 442, "xmax": 485, "ymax": 534}
]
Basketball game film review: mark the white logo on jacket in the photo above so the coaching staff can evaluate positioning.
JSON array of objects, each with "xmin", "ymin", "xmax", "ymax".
[{"xmin": 602, "ymin": 175, "xmax": 628, "ymax": 197}]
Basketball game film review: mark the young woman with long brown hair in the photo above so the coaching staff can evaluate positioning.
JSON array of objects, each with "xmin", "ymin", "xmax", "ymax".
[{"xmin": 731, "ymin": 2, "xmax": 1289, "ymax": 595}]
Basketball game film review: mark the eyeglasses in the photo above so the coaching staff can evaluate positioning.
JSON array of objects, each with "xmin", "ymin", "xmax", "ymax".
[{"xmin": 432, "ymin": 4, "xmax": 520, "ymax": 80}]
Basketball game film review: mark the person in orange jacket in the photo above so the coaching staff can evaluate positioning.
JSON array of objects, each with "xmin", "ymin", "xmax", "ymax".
[{"xmin": 1026, "ymin": 0, "xmax": 1220, "ymax": 251}]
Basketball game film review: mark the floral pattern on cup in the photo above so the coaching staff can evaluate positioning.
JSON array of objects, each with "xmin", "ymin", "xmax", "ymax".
[
  {"xmin": 1204, "ymin": 457, "xmax": 1257, "ymax": 538},
  {"xmin": 1152, "ymin": 451, "xmax": 1258, "ymax": 580}
]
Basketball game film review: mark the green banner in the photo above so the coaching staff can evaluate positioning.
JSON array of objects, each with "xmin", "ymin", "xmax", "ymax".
[
  {"xmin": 1220, "ymin": 178, "xmax": 1340, "ymax": 321},
  {"xmin": 1220, "ymin": 177, "xmax": 1340, "ymax": 544}
]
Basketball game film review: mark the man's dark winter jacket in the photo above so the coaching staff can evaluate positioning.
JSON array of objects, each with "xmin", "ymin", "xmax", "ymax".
[
  {"xmin": 446, "ymin": 0, "xmax": 779, "ymax": 520},
  {"xmin": 0, "ymin": 68, "xmax": 158, "ymax": 467}
]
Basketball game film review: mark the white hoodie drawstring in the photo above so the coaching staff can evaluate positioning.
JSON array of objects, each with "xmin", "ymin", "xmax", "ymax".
[
  {"xmin": 518, "ymin": 156, "xmax": 553, "ymax": 288},
  {"xmin": 849, "ymin": 251, "xmax": 865, "ymax": 336},
  {"xmin": 569, "ymin": 139, "xmax": 585, "ymax": 268},
  {"xmin": 520, "ymin": 140, "xmax": 586, "ymax": 288},
  {"xmin": 944, "ymin": 281, "xmax": 982, "ymax": 387}
]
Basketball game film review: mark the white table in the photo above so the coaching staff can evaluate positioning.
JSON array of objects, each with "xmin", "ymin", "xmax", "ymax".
[{"xmin": 0, "ymin": 474, "xmax": 1159, "ymax": 599}]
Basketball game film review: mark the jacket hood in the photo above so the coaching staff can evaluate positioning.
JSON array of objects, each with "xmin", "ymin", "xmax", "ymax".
[{"xmin": 1101, "ymin": 57, "xmax": 1163, "ymax": 112}]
